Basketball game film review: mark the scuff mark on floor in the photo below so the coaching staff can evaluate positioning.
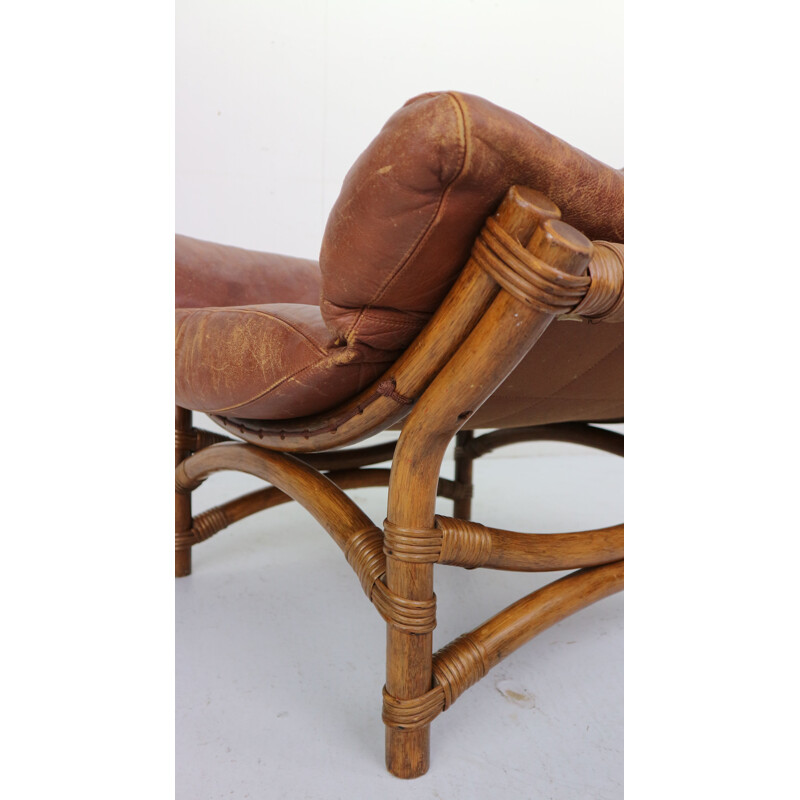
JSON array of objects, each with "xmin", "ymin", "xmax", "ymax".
[{"xmin": 495, "ymin": 679, "xmax": 536, "ymax": 709}]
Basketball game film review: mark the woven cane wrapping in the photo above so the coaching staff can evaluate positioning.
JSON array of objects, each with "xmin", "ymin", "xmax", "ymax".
[
  {"xmin": 472, "ymin": 216, "xmax": 590, "ymax": 314},
  {"xmin": 175, "ymin": 430, "xmax": 197, "ymax": 452},
  {"xmin": 344, "ymin": 527, "xmax": 386, "ymax": 596},
  {"xmin": 472, "ymin": 216, "xmax": 623, "ymax": 322},
  {"xmin": 382, "ymin": 685, "xmax": 445, "ymax": 730},
  {"xmin": 566, "ymin": 241, "xmax": 624, "ymax": 322},
  {"xmin": 380, "ymin": 517, "xmax": 497, "ymax": 569},
  {"xmin": 371, "ymin": 581, "xmax": 437, "ymax": 635},
  {"xmin": 189, "ymin": 506, "xmax": 231, "ymax": 544},
  {"xmin": 383, "ymin": 519, "xmax": 443, "ymax": 563},
  {"xmin": 435, "ymin": 516, "xmax": 493, "ymax": 568},
  {"xmin": 382, "ymin": 633, "xmax": 491, "ymax": 728},
  {"xmin": 432, "ymin": 633, "xmax": 490, "ymax": 709},
  {"xmin": 343, "ymin": 526, "xmax": 438, "ymax": 633}
]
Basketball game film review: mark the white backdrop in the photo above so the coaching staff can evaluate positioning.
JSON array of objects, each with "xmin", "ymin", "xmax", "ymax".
[
  {"xmin": 6, "ymin": 5, "xmax": 797, "ymax": 798},
  {"xmin": 176, "ymin": 0, "xmax": 622, "ymax": 258}
]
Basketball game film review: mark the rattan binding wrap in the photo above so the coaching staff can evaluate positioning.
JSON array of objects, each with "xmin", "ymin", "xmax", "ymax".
[
  {"xmin": 472, "ymin": 217, "xmax": 623, "ymax": 322},
  {"xmin": 567, "ymin": 241, "xmax": 624, "ymax": 322},
  {"xmin": 382, "ymin": 685, "xmax": 444, "ymax": 731},
  {"xmin": 344, "ymin": 525, "xmax": 438, "ymax": 634},
  {"xmin": 383, "ymin": 519, "xmax": 443, "ymax": 563},
  {"xmin": 472, "ymin": 217, "xmax": 590, "ymax": 313},
  {"xmin": 371, "ymin": 582, "xmax": 437, "ymax": 635},
  {"xmin": 382, "ymin": 633, "xmax": 490, "ymax": 729},
  {"xmin": 175, "ymin": 506, "xmax": 231, "ymax": 548},
  {"xmin": 382, "ymin": 517, "xmax": 492, "ymax": 568},
  {"xmin": 344, "ymin": 527, "xmax": 386, "ymax": 596},
  {"xmin": 436, "ymin": 515, "xmax": 493, "ymax": 568}
]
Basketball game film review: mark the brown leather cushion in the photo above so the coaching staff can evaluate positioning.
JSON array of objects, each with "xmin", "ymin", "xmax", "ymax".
[
  {"xmin": 320, "ymin": 92, "xmax": 623, "ymax": 354},
  {"xmin": 176, "ymin": 235, "xmax": 321, "ymax": 309},
  {"xmin": 175, "ymin": 92, "xmax": 623, "ymax": 424},
  {"xmin": 469, "ymin": 320, "xmax": 623, "ymax": 429}
]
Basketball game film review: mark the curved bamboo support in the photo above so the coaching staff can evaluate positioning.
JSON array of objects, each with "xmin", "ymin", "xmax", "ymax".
[
  {"xmin": 467, "ymin": 422, "xmax": 624, "ymax": 459},
  {"xmin": 177, "ymin": 443, "xmax": 377, "ymax": 554},
  {"xmin": 176, "ymin": 469, "xmax": 392, "ymax": 549},
  {"xmin": 382, "ymin": 561, "xmax": 623, "ymax": 729},
  {"xmin": 175, "ymin": 444, "xmax": 385, "ymax": 624},
  {"xmin": 435, "ymin": 516, "xmax": 623, "ymax": 571},
  {"xmin": 175, "ymin": 467, "xmax": 464, "ymax": 549},
  {"xmin": 466, "ymin": 559, "xmax": 623, "ymax": 673},
  {"xmin": 188, "ymin": 420, "xmax": 622, "ymax": 538},
  {"xmin": 176, "ymin": 443, "xmax": 461, "ymax": 640}
]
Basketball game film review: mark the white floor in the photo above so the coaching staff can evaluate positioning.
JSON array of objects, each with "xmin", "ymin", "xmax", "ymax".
[{"xmin": 176, "ymin": 431, "xmax": 623, "ymax": 799}]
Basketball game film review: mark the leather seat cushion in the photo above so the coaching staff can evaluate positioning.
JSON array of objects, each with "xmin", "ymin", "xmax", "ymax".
[
  {"xmin": 175, "ymin": 300, "xmax": 393, "ymax": 419},
  {"xmin": 175, "ymin": 246, "xmax": 623, "ymax": 426}
]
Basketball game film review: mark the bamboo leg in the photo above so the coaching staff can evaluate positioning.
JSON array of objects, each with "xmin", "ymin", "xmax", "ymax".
[
  {"xmin": 384, "ymin": 188, "xmax": 564, "ymax": 778},
  {"xmin": 175, "ymin": 406, "xmax": 193, "ymax": 577},
  {"xmin": 453, "ymin": 430, "xmax": 474, "ymax": 520},
  {"xmin": 383, "ymin": 191, "xmax": 594, "ymax": 777},
  {"xmin": 384, "ymin": 439, "xmax": 443, "ymax": 779}
]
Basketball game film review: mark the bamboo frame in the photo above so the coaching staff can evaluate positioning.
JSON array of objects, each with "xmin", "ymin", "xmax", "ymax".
[
  {"xmin": 434, "ymin": 516, "xmax": 624, "ymax": 571},
  {"xmin": 175, "ymin": 186, "xmax": 623, "ymax": 779}
]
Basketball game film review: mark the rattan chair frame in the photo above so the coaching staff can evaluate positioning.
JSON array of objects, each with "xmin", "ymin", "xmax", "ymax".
[{"xmin": 175, "ymin": 186, "xmax": 624, "ymax": 779}]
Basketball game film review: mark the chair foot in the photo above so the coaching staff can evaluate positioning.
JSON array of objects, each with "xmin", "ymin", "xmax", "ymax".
[
  {"xmin": 386, "ymin": 728, "xmax": 430, "ymax": 779},
  {"xmin": 175, "ymin": 547, "xmax": 192, "ymax": 577}
]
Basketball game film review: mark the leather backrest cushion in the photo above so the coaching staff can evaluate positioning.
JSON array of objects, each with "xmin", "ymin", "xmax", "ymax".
[{"xmin": 319, "ymin": 91, "xmax": 623, "ymax": 354}]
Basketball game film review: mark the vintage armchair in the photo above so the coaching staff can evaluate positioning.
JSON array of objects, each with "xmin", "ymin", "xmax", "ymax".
[{"xmin": 175, "ymin": 91, "xmax": 623, "ymax": 779}]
